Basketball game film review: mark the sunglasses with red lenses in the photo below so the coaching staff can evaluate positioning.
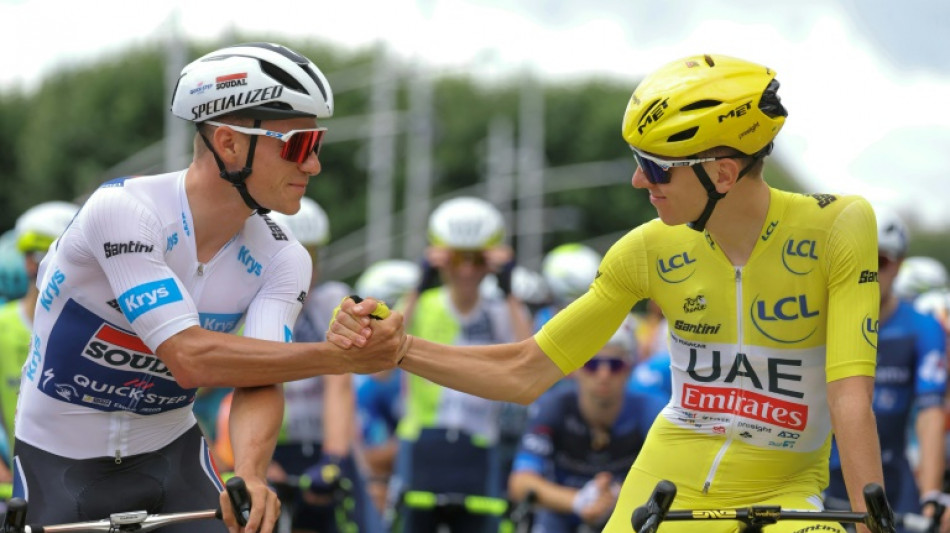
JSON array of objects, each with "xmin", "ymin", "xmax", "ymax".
[
  {"xmin": 581, "ymin": 358, "xmax": 628, "ymax": 374},
  {"xmin": 206, "ymin": 121, "xmax": 327, "ymax": 164}
]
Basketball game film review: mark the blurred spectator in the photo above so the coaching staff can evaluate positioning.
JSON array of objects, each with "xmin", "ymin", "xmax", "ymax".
[
  {"xmin": 391, "ymin": 196, "xmax": 533, "ymax": 533},
  {"xmin": 352, "ymin": 259, "xmax": 419, "ymax": 513},
  {"xmin": 0, "ymin": 201, "xmax": 79, "ymax": 482},
  {"xmin": 508, "ymin": 318, "xmax": 650, "ymax": 532},
  {"xmin": 826, "ymin": 207, "xmax": 948, "ymax": 529}
]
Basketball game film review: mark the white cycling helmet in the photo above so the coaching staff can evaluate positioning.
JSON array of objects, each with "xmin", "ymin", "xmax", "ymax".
[
  {"xmin": 427, "ymin": 196, "xmax": 505, "ymax": 250},
  {"xmin": 15, "ymin": 201, "xmax": 80, "ymax": 253},
  {"xmin": 355, "ymin": 260, "xmax": 421, "ymax": 307},
  {"xmin": 894, "ymin": 256, "xmax": 949, "ymax": 300},
  {"xmin": 265, "ymin": 197, "xmax": 329, "ymax": 247},
  {"xmin": 601, "ymin": 315, "xmax": 639, "ymax": 362},
  {"xmin": 875, "ymin": 206, "xmax": 909, "ymax": 260},
  {"xmin": 171, "ymin": 42, "xmax": 333, "ymax": 122},
  {"xmin": 542, "ymin": 243, "xmax": 603, "ymax": 305},
  {"xmin": 480, "ymin": 266, "xmax": 552, "ymax": 305},
  {"xmin": 914, "ymin": 288, "xmax": 950, "ymax": 329}
]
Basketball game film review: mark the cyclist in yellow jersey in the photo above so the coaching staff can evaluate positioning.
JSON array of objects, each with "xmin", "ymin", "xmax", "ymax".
[{"xmin": 329, "ymin": 54, "xmax": 885, "ymax": 533}]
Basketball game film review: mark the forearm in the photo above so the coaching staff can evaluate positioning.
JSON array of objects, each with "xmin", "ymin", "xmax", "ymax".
[
  {"xmin": 509, "ymin": 471, "xmax": 577, "ymax": 514},
  {"xmin": 915, "ymin": 407, "xmax": 945, "ymax": 495},
  {"xmin": 400, "ymin": 336, "xmax": 564, "ymax": 405},
  {"xmin": 828, "ymin": 376, "xmax": 884, "ymax": 512},
  {"xmin": 321, "ymin": 374, "xmax": 355, "ymax": 456},
  {"xmin": 158, "ymin": 324, "xmax": 399, "ymax": 388},
  {"xmin": 229, "ymin": 385, "xmax": 284, "ymax": 481}
]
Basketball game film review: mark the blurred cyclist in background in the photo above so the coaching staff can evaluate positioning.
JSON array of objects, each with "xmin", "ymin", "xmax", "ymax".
[
  {"xmin": 353, "ymin": 259, "xmax": 419, "ymax": 513},
  {"xmin": 509, "ymin": 318, "xmax": 650, "ymax": 532},
  {"xmin": 0, "ymin": 201, "xmax": 79, "ymax": 482},
  {"xmin": 217, "ymin": 196, "xmax": 381, "ymax": 532},
  {"xmin": 0, "ymin": 231, "xmax": 28, "ymax": 305},
  {"xmin": 390, "ymin": 196, "xmax": 533, "ymax": 533},
  {"xmin": 825, "ymin": 207, "xmax": 948, "ymax": 531}
]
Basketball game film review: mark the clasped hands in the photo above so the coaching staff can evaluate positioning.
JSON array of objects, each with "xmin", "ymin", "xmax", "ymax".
[{"xmin": 326, "ymin": 296, "xmax": 411, "ymax": 373}]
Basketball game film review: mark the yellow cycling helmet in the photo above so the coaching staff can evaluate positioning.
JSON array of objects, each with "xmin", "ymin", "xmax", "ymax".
[{"xmin": 622, "ymin": 54, "xmax": 787, "ymax": 158}]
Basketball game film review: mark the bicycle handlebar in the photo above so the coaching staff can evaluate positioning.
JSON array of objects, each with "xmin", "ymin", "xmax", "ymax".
[
  {"xmin": 1, "ymin": 476, "xmax": 252, "ymax": 533},
  {"xmin": 631, "ymin": 480, "xmax": 897, "ymax": 533}
]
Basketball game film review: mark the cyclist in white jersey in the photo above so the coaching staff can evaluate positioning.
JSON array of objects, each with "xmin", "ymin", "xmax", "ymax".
[{"xmin": 12, "ymin": 43, "xmax": 404, "ymax": 533}]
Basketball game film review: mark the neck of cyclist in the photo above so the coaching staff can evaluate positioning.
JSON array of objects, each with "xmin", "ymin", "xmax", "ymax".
[
  {"xmin": 702, "ymin": 171, "xmax": 770, "ymax": 268},
  {"xmin": 186, "ymin": 156, "xmax": 258, "ymax": 263}
]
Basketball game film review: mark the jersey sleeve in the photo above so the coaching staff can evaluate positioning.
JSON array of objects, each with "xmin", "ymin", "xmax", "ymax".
[
  {"xmin": 81, "ymin": 187, "xmax": 199, "ymax": 351},
  {"xmin": 913, "ymin": 312, "xmax": 947, "ymax": 410},
  {"xmin": 824, "ymin": 197, "xmax": 879, "ymax": 381},
  {"xmin": 242, "ymin": 244, "xmax": 311, "ymax": 342},
  {"xmin": 535, "ymin": 229, "xmax": 648, "ymax": 374}
]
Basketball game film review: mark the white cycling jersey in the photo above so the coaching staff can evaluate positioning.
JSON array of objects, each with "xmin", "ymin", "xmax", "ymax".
[{"xmin": 15, "ymin": 171, "xmax": 311, "ymax": 460}]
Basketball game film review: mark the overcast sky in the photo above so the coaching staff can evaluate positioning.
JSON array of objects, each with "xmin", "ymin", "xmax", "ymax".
[{"xmin": 2, "ymin": 0, "xmax": 949, "ymax": 230}]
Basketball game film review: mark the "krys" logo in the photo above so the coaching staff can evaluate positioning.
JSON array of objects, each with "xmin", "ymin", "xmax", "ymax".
[
  {"xmin": 657, "ymin": 251, "xmax": 697, "ymax": 283},
  {"xmin": 82, "ymin": 323, "xmax": 174, "ymax": 380},
  {"xmin": 238, "ymin": 246, "xmax": 262, "ymax": 276},
  {"xmin": 119, "ymin": 278, "xmax": 183, "ymax": 322},
  {"xmin": 104, "ymin": 240, "xmax": 154, "ymax": 258}
]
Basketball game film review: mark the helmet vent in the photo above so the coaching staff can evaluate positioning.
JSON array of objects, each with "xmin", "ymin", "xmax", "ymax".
[
  {"xmin": 667, "ymin": 127, "xmax": 699, "ymax": 142},
  {"xmin": 704, "ymin": 55, "xmax": 715, "ymax": 67},
  {"xmin": 759, "ymin": 79, "xmax": 788, "ymax": 118},
  {"xmin": 260, "ymin": 61, "xmax": 306, "ymax": 94},
  {"xmin": 680, "ymin": 99, "xmax": 721, "ymax": 112}
]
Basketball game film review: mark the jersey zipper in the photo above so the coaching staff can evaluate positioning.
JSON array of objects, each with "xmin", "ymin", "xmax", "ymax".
[{"xmin": 703, "ymin": 266, "xmax": 744, "ymax": 493}]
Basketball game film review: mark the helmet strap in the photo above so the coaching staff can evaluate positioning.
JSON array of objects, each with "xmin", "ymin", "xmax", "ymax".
[
  {"xmin": 197, "ymin": 120, "xmax": 271, "ymax": 215},
  {"xmin": 687, "ymin": 164, "xmax": 726, "ymax": 232},
  {"xmin": 686, "ymin": 149, "xmax": 767, "ymax": 232}
]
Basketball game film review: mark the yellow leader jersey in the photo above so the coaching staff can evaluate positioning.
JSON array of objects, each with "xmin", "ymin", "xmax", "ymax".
[{"xmin": 537, "ymin": 188, "xmax": 879, "ymax": 529}]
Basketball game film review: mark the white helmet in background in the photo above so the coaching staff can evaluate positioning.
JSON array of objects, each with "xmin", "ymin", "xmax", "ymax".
[
  {"xmin": 171, "ymin": 42, "xmax": 333, "ymax": 122},
  {"xmin": 355, "ymin": 260, "xmax": 421, "ymax": 307},
  {"xmin": 914, "ymin": 288, "xmax": 950, "ymax": 330},
  {"xmin": 15, "ymin": 201, "xmax": 81, "ymax": 253},
  {"xmin": 875, "ymin": 206, "xmax": 909, "ymax": 260},
  {"xmin": 894, "ymin": 256, "xmax": 948, "ymax": 300},
  {"xmin": 542, "ymin": 243, "xmax": 602, "ymax": 305},
  {"xmin": 266, "ymin": 197, "xmax": 329, "ymax": 247},
  {"xmin": 480, "ymin": 266, "xmax": 551, "ymax": 305},
  {"xmin": 602, "ymin": 315, "xmax": 640, "ymax": 362},
  {"xmin": 428, "ymin": 197, "xmax": 505, "ymax": 250}
]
